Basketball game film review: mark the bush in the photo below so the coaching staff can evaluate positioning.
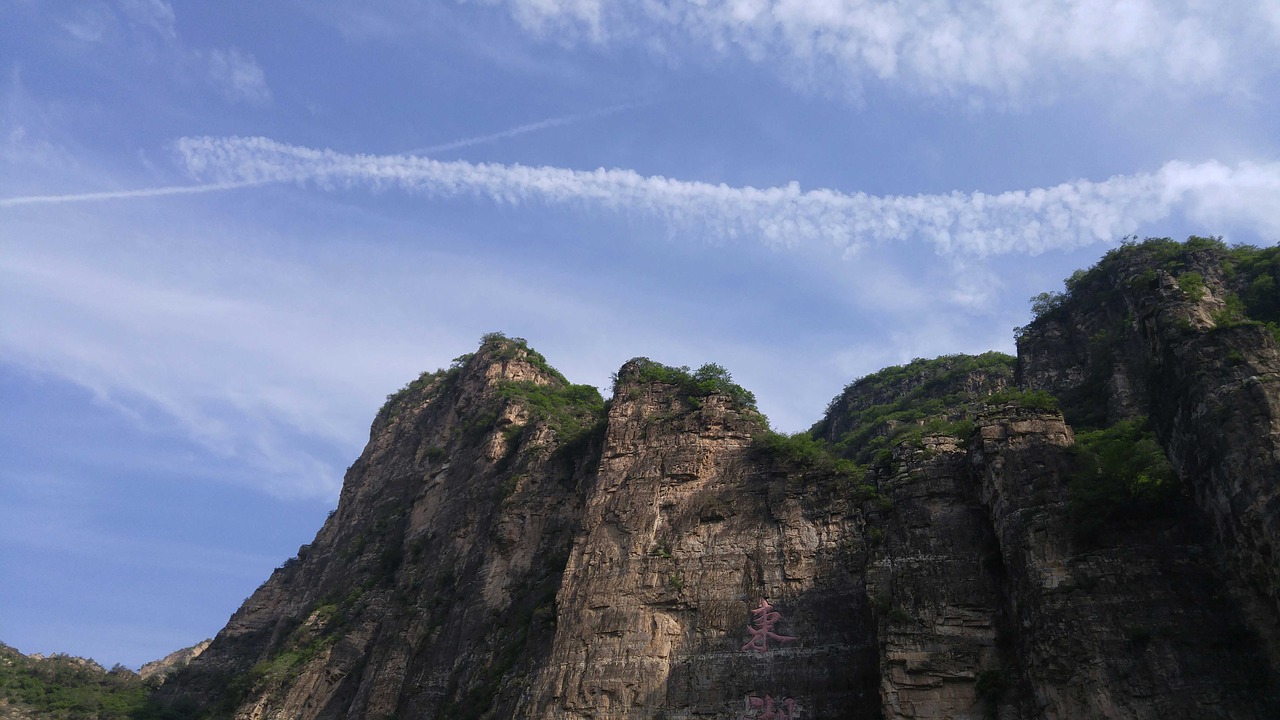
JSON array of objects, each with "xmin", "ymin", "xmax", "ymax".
[
  {"xmin": 482, "ymin": 333, "xmax": 570, "ymax": 385},
  {"xmin": 0, "ymin": 644, "xmax": 150, "ymax": 720},
  {"xmin": 754, "ymin": 431, "xmax": 865, "ymax": 480},
  {"xmin": 1068, "ymin": 418, "xmax": 1179, "ymax": 544},
  {"xmin": 1177, "ymin": 272, "xmax": 1206, "ymax": 301},
  {"xmin": 621, "ymin": 358, "xmax": 758, "ymax": 410},
  {"xmin": 379, "ymin": 368, "xmax": 450, "ymax": 418},
  {"xmin": 983, "ymin": 389, "xmax": 1059, "ymax": 412},
  {"xmin": 975, "ymin": 669, "xmax": 1008, "ymax": 719},
  {"xmin": 494, "ymin": 381, "xmax": 605, "ymax": 446},
  {"xmin": 1030, "ymin": 290, "xmax": 1067, "ymax": 318}
]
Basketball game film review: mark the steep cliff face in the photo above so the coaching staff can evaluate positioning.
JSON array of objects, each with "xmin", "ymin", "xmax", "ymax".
[
  {"xmin": 159, "ymin": 339, "xmax": 605, "ymax": 719},
  {"xmin": 1018, "ymin": 238, "xmax": 1280, "ymax": 626},
  {"xmin": 968, "ymin": 407, "xmax": 1272, "ymax": 718},
  {"xmin": 157, "ymin": 239, "xmax": 1280, "ymax": 719},
  {"xmin": 521, "ymin": 359, "xmax": 878, "ymax": 718}
]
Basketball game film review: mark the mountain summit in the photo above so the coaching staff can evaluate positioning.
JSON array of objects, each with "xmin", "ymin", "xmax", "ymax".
[{"xmin": 138, "ymin": 237, "xmax": 1280, "ymax": 719}]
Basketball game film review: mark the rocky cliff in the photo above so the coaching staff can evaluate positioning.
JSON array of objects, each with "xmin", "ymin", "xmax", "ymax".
[
  {"xmin": 153, "ymin": 238, "xmax": 1280, "ymax": 719},
  {"xmin": 139, "ymin": 640, "xmax": 212, "ymax": 684}
]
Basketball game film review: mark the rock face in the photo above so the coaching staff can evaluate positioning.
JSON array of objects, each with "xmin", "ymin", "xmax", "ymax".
[
  {"xmin": 140, "ymin": 639, "xmax": 212, "ymax": 683},
  {"xmin": 1018, "ymin": 240, "xmax": 1280, "ymax": 625},
  {"xmin": 521, "ymin": 360, "xmax": 878, "ymax": 718},
  {"xmin": 157, "ymin": 239, "xmax": 1280, "ymax": 719}
]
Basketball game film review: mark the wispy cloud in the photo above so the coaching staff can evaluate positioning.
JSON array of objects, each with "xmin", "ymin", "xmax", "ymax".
[
  {"xmin": 175, "ymin": 135, "xmax": 1280, "ymax": 256},
  {"xmin": 407, "ymin": 102, "xmax": 641, "ymax": 154},
  {"xmin": 0, "ymin": 243, "xmax": 357, "ymax": 499},
  {"xmin": 0, "ymin": 181, "xmax": 262, "ymax": 208},
  {"xmin": 117, "ymin": 0, "xmax": 177, "ymax": 39},
  {"xmin": 58, "ymin": 5, "xmax": 115, "ymax": 43},
  {"xmin": 494, "ymin": 0, "xmax": 1280, "ymax": 103},
  {"xmin": 205, "ymin": 47, "xmax": 272, "ymax": 105}
]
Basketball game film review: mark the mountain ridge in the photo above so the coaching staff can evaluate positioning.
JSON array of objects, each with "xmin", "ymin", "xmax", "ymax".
[{"xmin": 8, "ymin": 236, "xmax": 1279, "ymax": 719}]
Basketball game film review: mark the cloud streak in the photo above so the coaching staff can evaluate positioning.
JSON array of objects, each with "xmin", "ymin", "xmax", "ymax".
[
  {"xmin": 407, "ymin": 102, "xmax": 641, "ymax": 154},
  {"xmin": 494, "ymin": 0, "xmax": 1280, "ymax": 103},
  {"xmin": 175, "ymin": 136, "xmax": 1280, "ymax": 256},
  {"xmin": 0, "ymin": 181, "xmax": 263, "ymax": 208}
]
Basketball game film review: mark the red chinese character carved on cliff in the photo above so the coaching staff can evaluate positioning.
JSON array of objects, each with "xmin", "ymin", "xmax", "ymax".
[
  {"xmin": 742, "ymin": 693, "xmax": 797, "ymax": 719},
  {"xmin": 741, "ymin": 599, "xmax": 797, "ymax": 654}
]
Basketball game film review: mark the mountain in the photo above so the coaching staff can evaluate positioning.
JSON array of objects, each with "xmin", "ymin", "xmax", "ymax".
[{"xmin": 138, "ymin": 236, "xmax": 1280, "ymax": 719}]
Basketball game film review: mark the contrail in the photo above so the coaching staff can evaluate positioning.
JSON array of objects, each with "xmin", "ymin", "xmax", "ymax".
[
  {"xmin": 0, "ymin": 104, "xmax": 641, "ymax": 209},
  {"xmin": 174, "ymin": 135, "xmax": 1280, "ymax": 256},
  {"xmin": 406, "ymin": 102, "xmax": 640, "ymax": 155},
  {"xmin": 0, "ymin": 180, "xmax": 264, "ymax": 208}
]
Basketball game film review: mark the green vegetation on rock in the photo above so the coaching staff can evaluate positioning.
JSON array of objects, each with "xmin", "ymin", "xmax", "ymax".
[
  {"xmin": 481, "ymin": 332, "xmax": 571, "ymax": 384},
  {"xmin": 495, "ymin": 380, "xmax": 606, "ymax": 451},
  {"xmin": 378, "ymin": 367, "xmax": 450, "ymax": 420},
  {"xmin": 619, "ymin": 358, "xmax": 758, "ymax": 410},
  {"xmin": 1024, "ymin": 236, "xmax": 1280, "ymax": 345},
  {"xmin": 1018, "ymin": 237, "xmax": 1280, "ymax": 427},
  {"xmin": 751, "ymin": 430, "xmax": 892, "ymax": 506},
  {"xmin": 754, "ymin": 430, "xmax": 865, "ymax": 480},
  {"xmin": 1067, "ymin": 417, "xmax": 1180, "ymax": 544},
  {"xmin": 0, "ymin": 643, "xmax": 149, "ymax": 720},
  {"xmin": 378, "ymin": 332, "xmax": 573, "ymax": 423},
  {"xmin": 814, "ymin": 352, "xmax": 1015, "ymax": 466},
  {"xmin": 983, "ymin": 389, "xmax": 1059, "ymax": 412}
]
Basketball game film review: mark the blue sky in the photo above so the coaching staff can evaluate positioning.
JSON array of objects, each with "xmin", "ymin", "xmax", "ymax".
[{"xmin": 2, "ymin": 0, "xmax": 1278, "ymax": 669}]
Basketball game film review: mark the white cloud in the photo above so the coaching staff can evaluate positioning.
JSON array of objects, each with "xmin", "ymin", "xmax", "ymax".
[
  {"xmin": 0, "ymin": 200, "xmax": 627, "ymax": 498},
  {"xmin": 205, "ymin": 47, "xmax": 271, "ymax": 105},
  {"xmin": 0, "ymin": 245, "xmax": 346, "ymax": 498},
  {"xmin": 117, "ymin": 0, "xmax": 176, "ymax": 38},
  {"xmin": 173, "ymin": 135, "xmax": 1280, "ymax": 256},
  {"xmin": 488, "ymin": 0, "xmax": 1279, "ymax": 102}
]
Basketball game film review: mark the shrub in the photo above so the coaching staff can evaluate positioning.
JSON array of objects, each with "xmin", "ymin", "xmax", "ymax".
[
  {"xmin": 755, "ymin": 431, "xmax": 863, "ymax": 478},
  {"xmin": 379, "ymin": 368, "xmax": 449, "ymax": 418},
  {"xmin": 1068, "ymin": 418, "xmax": 1179, "ymax": 544},
  {"xmin": 482, "ymin": 333, "xmax": 570, "ymax": 385},
  {"xmin": 0, "ymin": 644, "xmax": 150, "ymax": 720},
  {"xmin": 975, "ymin": 669, "xmax": 1008, "ymax": 719},
  {"xmin": 1177, "ymin": 272, "xmax": 1206, "ymax": 301},
  {"xmin": 621, "ymin": 358, "xmax": 758, "ymax": 410},
  {"xmin": 983, "ymin": 389, "xmax": 1059, "ymax": 412},
  {"xmin": 816, "ymin": 352, "xmax": 1014, "ymax": 465},
  {"xmin": 495, "ymin": 381, "xmax": 605, "ymax": 446},
  {"xmin": 1030, "ymin": 290, "xmax": 1067, "ymax": 318}
]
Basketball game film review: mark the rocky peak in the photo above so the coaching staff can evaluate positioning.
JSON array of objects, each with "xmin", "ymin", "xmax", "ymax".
[{"xmin": 147, "ymin": 241, "xmax": 1280, "ymax": 719}]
